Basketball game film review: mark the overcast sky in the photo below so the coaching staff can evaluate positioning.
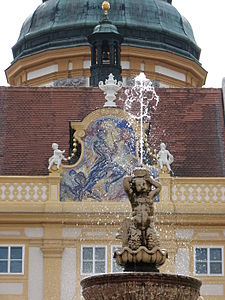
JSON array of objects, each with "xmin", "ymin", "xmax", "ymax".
[{"xmin": 0, "ymin": 0, "xmax": 224, "ymax": 87}]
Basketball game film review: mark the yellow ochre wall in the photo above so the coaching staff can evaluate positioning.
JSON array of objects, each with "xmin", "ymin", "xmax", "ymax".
[
  {"xmin": 0, "ymin": 172, "xmax": 224, "ymax": 300},
  {"xmin": 6, "ymin": 46, "xmax": 207, "ymax": 88}
]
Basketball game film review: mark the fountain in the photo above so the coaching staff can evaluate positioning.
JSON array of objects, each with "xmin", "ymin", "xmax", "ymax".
[
  {"xmin": 81, "ymin": 73, "xmax": 202, "ymax": 299},
  {"xmin": 123, "ymin": 72, "xmax": 159, "ymax": 165},
  {"xmin": 81, "ymin": 168, "xmax": 202, "ymax": 299}
]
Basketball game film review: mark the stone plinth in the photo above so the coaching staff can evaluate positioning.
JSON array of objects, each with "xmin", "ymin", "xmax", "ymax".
[{"xmin": 81, "ymin": 272, "xmax": 201, "ymax": 300}]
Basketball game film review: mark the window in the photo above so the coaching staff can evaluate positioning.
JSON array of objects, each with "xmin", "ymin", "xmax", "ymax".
[
  {"xmin": 0, "ymin": 246, "xmax": 24, "ymax": 274},
  {"xmin": 111, "ymin": 246, "xmax": 123, "ymax": 273},
  {"xmin": 194, "ymin": 247, "xmax": 224, "ymax": 276},
  {"xmin": 81, "ymin": 246, "xmax": 106, "ymax": 275}
]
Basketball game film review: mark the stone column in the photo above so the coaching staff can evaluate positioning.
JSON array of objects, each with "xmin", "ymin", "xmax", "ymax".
[
  {"xmin": 41, "ymin": 226, "xmax": 64, "ymax": 300},
  {"xmin": 46, "ymin": 168, "xmax": 62, "ymax": 212},
  {"xmin": 157, "ymin": 172, "xmax": 174, "ymax": 214}
]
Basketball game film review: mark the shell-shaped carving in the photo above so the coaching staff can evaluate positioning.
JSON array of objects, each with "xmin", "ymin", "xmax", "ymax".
[
  {"xmin": 114, "ymin": 246, "xmax": 168, "ymax": 268},
  {"xmin": 136, "ymin": 250, "xmax": 142, "ymax": 263}
]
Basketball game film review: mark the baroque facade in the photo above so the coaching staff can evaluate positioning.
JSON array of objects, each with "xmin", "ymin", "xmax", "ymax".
[
  {"xmin": 0, "ymin": 87, "xmax": 224, "ymax": 299},
  {"xmin": 0, "ymin": 0, "xmax": 225, "ymax": 299}
]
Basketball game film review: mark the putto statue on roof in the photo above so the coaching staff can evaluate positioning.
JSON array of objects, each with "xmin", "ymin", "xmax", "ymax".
[
  {"xmin": 157, "ymin": 142, "xmax": 174, "ymax": 173},
  {"xmin": 48, "ymin": 143, "xmax": 67, "ymax": 170}
]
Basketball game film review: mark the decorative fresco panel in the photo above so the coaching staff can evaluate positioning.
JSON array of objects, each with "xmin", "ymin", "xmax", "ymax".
[{"xmin": 60, "ymin": 114, "xmax": 158, "ymax": 202}]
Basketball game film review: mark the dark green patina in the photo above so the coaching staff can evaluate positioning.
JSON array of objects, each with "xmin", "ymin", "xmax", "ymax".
[
  {"xmin": 88, "ymin": 14, "xmax": 123, "ymax": 86},
  {"xmin": 13, "ymin": 0, "xmax": 200, "ymax": 62}
]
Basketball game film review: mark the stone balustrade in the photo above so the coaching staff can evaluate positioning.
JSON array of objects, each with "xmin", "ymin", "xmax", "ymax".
[
  {"xmin": 0, "ymin": 177, "xmax": 49, "ymax": 203},
  {"xmin": 172, "ymin": 178, "xmax": 225, "ymax": 203},
  {"xmin": 0, "ymin": 176, "xmax": 224, "ymax": 215}
]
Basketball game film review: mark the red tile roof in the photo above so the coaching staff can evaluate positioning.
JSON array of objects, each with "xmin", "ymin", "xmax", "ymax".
[
  {"xmin": 151, "ymin": 88, "xmax": 225, "ymax": 177},
  {"xmin": 0, "ymin": 87, "xmax": 224, "ymax": 177}
]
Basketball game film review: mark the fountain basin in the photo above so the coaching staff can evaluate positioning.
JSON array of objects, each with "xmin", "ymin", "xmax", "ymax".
[{"xmin": 81, "ymin": 272, "xmax": 201, "ymax": 300}]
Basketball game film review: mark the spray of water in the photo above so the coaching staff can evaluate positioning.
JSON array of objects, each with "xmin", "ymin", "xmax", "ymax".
[{"xmin": 123, "ymin": 73, "xmax": 159, "ymax": 165}]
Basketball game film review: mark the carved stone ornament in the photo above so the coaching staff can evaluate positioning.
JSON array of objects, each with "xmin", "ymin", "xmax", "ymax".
[
  {"xmin": 114, "ymin": 168, "xmax": 168, "ymax": 272},
  {"xmin": 53, "ymin": 77, "xmax": 86, "ymax": 87},
  {"xmin": 48, "ymin": 143, "xmax": 67, "ymax": 170},
  {"xmin": 157, "ymin": 142, "xmax": 174, "ymax": 173},
  {"xmin": 99, "ymin": 73, "xmax": 123, "ymax": 107}
]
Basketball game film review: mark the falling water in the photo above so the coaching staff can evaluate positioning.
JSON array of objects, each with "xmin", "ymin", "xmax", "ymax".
[{"xmin": 123, "ymin": 73, "xmax": 159, "ymax": 165}]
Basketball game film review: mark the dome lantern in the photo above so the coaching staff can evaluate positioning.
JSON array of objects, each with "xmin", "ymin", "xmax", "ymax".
[{"xmin": 88, "ymin": 1, "xmax": 123, "ymax": 87}]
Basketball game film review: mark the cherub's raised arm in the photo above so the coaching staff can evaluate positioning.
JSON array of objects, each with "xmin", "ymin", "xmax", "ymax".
[
  {"xmin": 148, "ymin": 176, "xmax": 161, "ymax": 197},
  {"xmin": 123, "ymin": 176, "xmax": 133, "ymax": 195}
]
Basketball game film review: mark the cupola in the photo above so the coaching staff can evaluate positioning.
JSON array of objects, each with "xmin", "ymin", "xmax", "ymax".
[{"xmin": 6, "ymin": 0, "xmax": 207, "ymax": 88}]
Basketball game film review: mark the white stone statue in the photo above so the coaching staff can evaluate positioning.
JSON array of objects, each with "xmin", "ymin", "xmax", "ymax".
[
  {"xmin": 157, "ymin": 142, "xmax": 174, "ymax": 172},
  {"xmin": 48, "ymin": 143, "xmax": 67, "ymax": 170},
  {"xmin": 99, "ymin": 73, "xmax": 123, "ymax": 107}
]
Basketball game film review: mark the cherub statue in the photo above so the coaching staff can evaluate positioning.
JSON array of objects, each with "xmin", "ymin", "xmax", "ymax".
[
  {"xmin": 123, "ymin": 168, "xmax": 161, "ymax": 211},
  {"xmin": 123, "ymin": 168, "xmax": 161, "ymax": 251},
  {"xmin": 157, "ymin": 142, "xmax": 174, "ymax": 172},
  {"xmin": 48, "ymin": 143, "xmax": 67, "ymax": 170},
  {"xmin": 114, "ymin": 168, "xmax": 168, "ymax": 271}
]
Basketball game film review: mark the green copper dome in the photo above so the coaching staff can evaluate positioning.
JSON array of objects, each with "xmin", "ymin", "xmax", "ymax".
[
  {"xmin": 12, "ymin": 0, "xmax": 201, "ymax": 62},
  {"xmin": 92, "ymin": 19, "xmax": 120, "ymax": 35}
]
